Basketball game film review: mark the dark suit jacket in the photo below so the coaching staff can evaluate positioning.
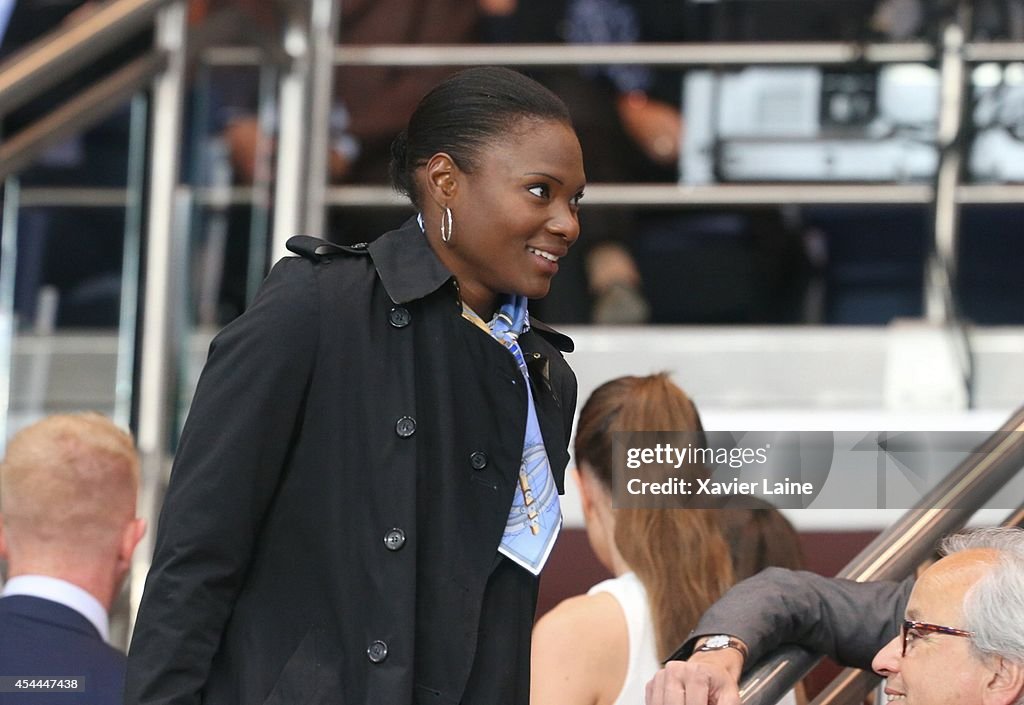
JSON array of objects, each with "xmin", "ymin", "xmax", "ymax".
[
  {"xmin": 126, "ymin": 218, "xmax": 577, "ymax": 705},
  {"xmin": 671, "ymin": 567, "xmax": 915, "ymax": 670},
  {"xmin": 0, "ymin": 594, "xmax": 126, "ymax": 705}
]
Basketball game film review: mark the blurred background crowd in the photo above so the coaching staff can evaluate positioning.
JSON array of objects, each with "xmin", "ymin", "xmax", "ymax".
[{"xmin": 5, "ymin": 0, "xmax": 1024, "ymax": 333}]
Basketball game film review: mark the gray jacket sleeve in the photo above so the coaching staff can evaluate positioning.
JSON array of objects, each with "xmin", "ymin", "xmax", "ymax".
[{"xmin": 669, "ymin": 567, "xmax": 914, "ymax": 671}]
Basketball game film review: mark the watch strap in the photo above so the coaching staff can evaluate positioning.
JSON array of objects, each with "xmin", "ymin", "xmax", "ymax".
[{"xmin": 694, "ymin": 635, "xmax": 749, "ymax": 660}]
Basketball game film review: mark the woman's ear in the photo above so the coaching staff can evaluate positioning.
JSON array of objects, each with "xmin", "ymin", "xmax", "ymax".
[
  {"xmin": 575, "ymin": 465, "xmax": 599, "ymax": 521},
  {"xmin": 572, "ymin": 466, "xmax": 587, "ymax": 500},
  {"xmin": 424, "ymin": 153, "xmax": 458, "ymax": 207}
]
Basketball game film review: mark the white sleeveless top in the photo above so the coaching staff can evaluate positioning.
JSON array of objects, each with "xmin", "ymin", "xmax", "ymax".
[
  {"xmin": 588, "ymin": 572, "xmax": 798, "ymax": 705},
  {"xmin": 587, "ymin": 572, "xmax": 659, "ymax": 705}
]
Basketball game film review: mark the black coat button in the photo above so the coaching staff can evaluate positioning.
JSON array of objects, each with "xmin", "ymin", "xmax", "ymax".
[
  {"xmin": 470, "ymin": 451, "xmax": 488, "ymax": 470},
  {"xmin": 383, "ymin": 528, "xmax": 406, "ymax": 551},
  {"xmin": 367, "ymin": 640, "xmax": 389, "ymax": 663},
  {"xmin": 388, "ymin": 306, "xmax": 411, "ymax": 328},
  {"xmin": 395, "ymin": 416, "xmax": 417, "ymax": 438}
]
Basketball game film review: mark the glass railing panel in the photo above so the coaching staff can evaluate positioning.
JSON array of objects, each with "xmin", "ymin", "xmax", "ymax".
[
  {"xmin": 0, "ymin": 93, "xmax": 149, "ymax": 442},
  {"xmin": 173, "ymin": 58, "xmax": 279, "ymax": 430},
  {"xmin": 0, "ymin": 177, "xmax": 21, "ymax": 446}
]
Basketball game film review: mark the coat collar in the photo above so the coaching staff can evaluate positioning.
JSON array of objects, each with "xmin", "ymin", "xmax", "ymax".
[
  {"xmin": 527, "ymin": 319, "xmax": 574, "ymax": 353},
  {"xmin": 365, "ymin": 216, "xmax": 574, "ymax": 354},
  {"xmin": 366, "ymin": 217, "xmax": 453, "ymax": 305}
]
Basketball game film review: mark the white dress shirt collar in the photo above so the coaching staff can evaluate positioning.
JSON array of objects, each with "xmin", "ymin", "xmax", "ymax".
[{"xmin": 2, "ymin": 574, "xmax": 110, "ymax": 643}]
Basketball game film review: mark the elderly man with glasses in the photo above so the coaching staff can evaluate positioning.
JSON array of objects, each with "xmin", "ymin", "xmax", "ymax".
[{"xmin": 645, "ymin": 527, "xmax": 1024, "ymax": 705}]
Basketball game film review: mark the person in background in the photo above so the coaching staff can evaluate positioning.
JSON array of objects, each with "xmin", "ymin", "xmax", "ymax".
[
  {"xmin": 715, "ymin": 501, "xmax": 805, "ymax": 581},
  {"xmin": 562, "ymin": 0, "xmax": 832, "ymax": 325},
  {"xmin": 0, "ymin": 413, "xmax": 146, "ymax": 705},
  {"xmin": 531, "ymin": 373, "xmax": 735, "ymax": 705},
  {"xmin": 126, "ymin": 66, "xmax": 585, "ymax": 705},
  {"xmin": 645, "ymin": 527, "xmax": 1024, "ymax": 705}
]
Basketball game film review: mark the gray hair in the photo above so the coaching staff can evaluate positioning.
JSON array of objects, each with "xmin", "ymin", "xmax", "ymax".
[{"xmin": 939, "ymin": 527, "xmax": 1024, "ymax": 679}]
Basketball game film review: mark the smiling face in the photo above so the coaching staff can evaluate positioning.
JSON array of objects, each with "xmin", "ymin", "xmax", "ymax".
[
  {"xmin": 421, "ymin": 117, "xmax": 585, "ymax": 318},
  {"xmin": 872, "ymin": 550, "xmax": 1000, "ymax": 705}
]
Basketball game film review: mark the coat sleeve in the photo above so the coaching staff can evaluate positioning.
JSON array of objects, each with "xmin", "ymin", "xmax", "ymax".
[
  {"xmin": 670, "ymin": 567, "xmax": 913, "ymax": 670},
  {"xmin": 125, "ymin": 256, "xmax": 320, "ymax": 705}
]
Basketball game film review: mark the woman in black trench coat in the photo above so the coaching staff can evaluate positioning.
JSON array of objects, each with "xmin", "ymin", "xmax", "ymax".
[{"xmin": 124, "ymin": 67, "xmax": 586, "ymax": 705}]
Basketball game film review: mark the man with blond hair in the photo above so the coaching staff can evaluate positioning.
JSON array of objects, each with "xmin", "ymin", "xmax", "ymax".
[{"xmin": 0, "ymin": 413, "xmax": 146, "ymax": 705}]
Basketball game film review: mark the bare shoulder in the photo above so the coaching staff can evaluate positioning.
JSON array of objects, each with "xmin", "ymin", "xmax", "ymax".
[
  {"xmin": 535, "ymin": 591, "xmax": 624, "ymax": 638},
  {"xmin": 531, "ymin": 591, "xmax": 629, "ymax": 705}
]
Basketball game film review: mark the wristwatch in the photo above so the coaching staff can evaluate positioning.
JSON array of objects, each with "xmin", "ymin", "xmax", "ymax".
[{"xmin": 694, "ymin": 634, "xmax": 749, "ymax": 660}]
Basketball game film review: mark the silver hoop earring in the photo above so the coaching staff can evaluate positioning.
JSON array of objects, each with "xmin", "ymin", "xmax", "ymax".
[{"xmin": 440, "ymin": 206, "xmax": 454, "ymax": 244}]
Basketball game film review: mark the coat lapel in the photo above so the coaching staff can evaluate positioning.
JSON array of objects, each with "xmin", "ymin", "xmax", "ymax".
[{"xmin": 519, "ymin": 344, "xmax": 569, "ymax": 495}]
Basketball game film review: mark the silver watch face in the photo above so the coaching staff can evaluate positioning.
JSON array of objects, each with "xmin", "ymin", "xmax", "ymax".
[{"xmin": 704, "ymin": 635, "xmax": 731, "ymax": 649}]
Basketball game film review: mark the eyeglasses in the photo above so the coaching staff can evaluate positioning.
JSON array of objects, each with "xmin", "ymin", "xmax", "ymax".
[{"xmin": 901, "ymin": 619, "xmax": 974, "ymax": 656}]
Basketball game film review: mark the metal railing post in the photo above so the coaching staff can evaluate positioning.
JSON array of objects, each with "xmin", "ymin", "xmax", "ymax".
[
  {"xmin": 271, "ymin": 0, "xmax": 338, "ymax": 260},
  {"xmin": 131, "ymin": 0, "xmax": 188, "ymax": 633},
  {"xmin": 271, "ymin": 8, "xmax": 310, "ymax": 259},
  {"xmin": 114, "ymin": 93, "xmax": 150, "ymax": 429},
  {"xmin": 0, "ymin": 178, "xmax": 20, "ymax": 450},
  {"xmin": 926, "ymin": 1, "xmax": 972, "ymax": 324}
]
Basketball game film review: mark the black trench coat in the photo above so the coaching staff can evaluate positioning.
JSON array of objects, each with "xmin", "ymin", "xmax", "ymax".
[{"xmin": 125, "ymin": 218, "xmax": 577, "ymax": 705}]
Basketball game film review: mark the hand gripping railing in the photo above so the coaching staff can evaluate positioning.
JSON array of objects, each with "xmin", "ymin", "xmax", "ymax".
[
  {"xmin": 808, "ymin": 499, "xmax": 1024, "ymax": 705},
  {"xmin": 736, "ymin": 404, "xmax": 1024, "ymax": 705}
]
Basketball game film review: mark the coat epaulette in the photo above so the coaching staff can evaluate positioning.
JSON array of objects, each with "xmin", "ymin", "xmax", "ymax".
[
  {"xmin": 286, "ymin": 236, "xmax": 371, "ymax": 262},
  {"xmin": 530, "ymin": 318, "xmax": 574, "ymax": 353}
]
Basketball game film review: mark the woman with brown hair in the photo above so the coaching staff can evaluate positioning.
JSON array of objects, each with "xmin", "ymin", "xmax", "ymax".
[
  {"xmin": 530, "ymin": 373, "xmax": 735, "ymax": 705},
  {"xmin": 716, "ymin": 499, "xmax": 805, "ymax": 581}
]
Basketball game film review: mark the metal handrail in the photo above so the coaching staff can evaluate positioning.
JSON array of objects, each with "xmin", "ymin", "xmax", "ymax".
[
  {"xmin": 321, "ymin": 183, "xmax": 1024, "ymax": 209},
  {"xmin": 0, "ymin": 0, "xmax": 174, "ymax": 117},
  {"xmin": 739, "ymin": 405, "xmax": 1024, "ymax": 705},
  {"xmin": 329, "ymin": 41, "xmax": 1024, "ymax": 68},
  {"xmin": 965, "ymin": 42, "xmax": 1024, "ymax": 62},
  {"xmin": 332, "ymin": 42, "xmax": 938, "ymax": 67},
  {"xmin": 0, "ymin": 53, "xmax": 167, "ymax": 181},
  {"xmin": 807, "ymin": 669, "xmax": 880, "ymax": 705},
  {"xmin": 0, "ymin": 5, "xmax": 276, "ymax": 187},
  {"xmin": 807, "ymin": 500, "xmax": 1024, "ymax": 705},
  {"xmin": 16, "ymin": 182, "xmax": 1024, "ymax": 210},
  {"xmin": 324, "ymin": 183, "xmax": 937, "ymax": 208},
  {"xmin": 200, "ymin": 39, "xmax": 1024, "ymax": 68},
  {"xmin": 194, "ymin": 36, "xmax": 1024, "ymax": 249},
  {"xmin": 924, "ymin": 11, "xmax": 974, "ymax": 404}
]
